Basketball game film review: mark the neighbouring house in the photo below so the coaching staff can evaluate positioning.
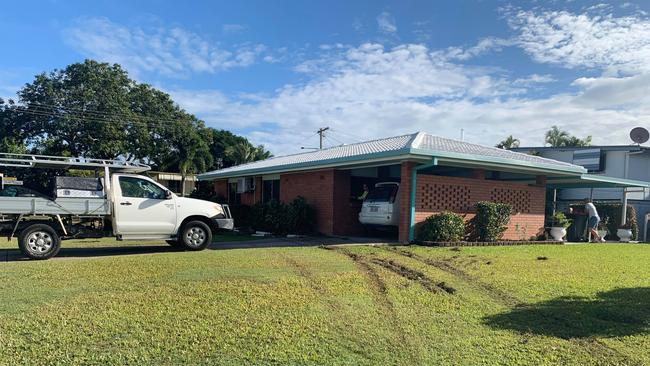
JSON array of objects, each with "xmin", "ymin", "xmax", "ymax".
[
  {"xmin": 511, "ymin": 145, "xmax": 650, "ymax": 238},
  {"xmin": 147, "ymin": 171, "xmax": 197, "ymax": 196},
  {"xmin": 198, "ymin": 132, "xmax": 647, "ymax": 243}
]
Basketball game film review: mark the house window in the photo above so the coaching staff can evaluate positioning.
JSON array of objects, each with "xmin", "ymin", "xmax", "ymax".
[
  {"xmin": 263, "ymin": 179, "xmax": 280, "ymax": 203},
  {"xmin": 228, "ymin": 182, "xmax": 241, "ymax": 205}
]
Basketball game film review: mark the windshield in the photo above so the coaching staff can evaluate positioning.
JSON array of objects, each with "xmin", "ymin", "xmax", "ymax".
[{"xmin": 365, "ymin": 185, "xmax": 398, "ymax": 202}]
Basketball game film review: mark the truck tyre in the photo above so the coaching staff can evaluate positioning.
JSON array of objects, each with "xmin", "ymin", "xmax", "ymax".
[
  {"xmin": 179, "ymin": 220, "xmax": 212, "ymax": 251},
  {"xmin": 18, "ymin": 224, "xmax": 61, "ymax": 260}
]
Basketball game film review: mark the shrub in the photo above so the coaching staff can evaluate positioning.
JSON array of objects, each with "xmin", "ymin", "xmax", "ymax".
[
  {"xmin": 474, "ymin": 202, "xmax": 512, "ymax": 242},
  {"xmin": 246, "ymin": 196, "xmax": 317, "ymax": 235},
  {"xmin": 551, "ymin": 212, "xmax": 571, "ymax": 228},
  {"xmin": 286, "ymin": 196, "xmax": 317, "ymax": 234},
  {"xmin": 417, "ymin": 212, "xmax": 466, "ymax": 242}
]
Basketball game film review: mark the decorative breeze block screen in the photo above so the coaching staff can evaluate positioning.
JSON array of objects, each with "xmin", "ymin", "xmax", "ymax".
[
  {"xmin": 419, "ymin": 183, "xmax": 471, "ymax": 211},
  {"xmin": 490, "ymin": 188, "xmax": 531, "ymax": 213}
]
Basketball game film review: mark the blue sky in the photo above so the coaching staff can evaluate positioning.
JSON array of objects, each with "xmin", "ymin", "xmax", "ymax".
[{"xmin": 3, "ymin": 1, "xmax": 650, "ymax": 154}]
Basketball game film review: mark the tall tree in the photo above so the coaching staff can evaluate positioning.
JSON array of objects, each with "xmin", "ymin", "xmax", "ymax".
[
  {"xmin": 564, "ymin": 135, "xmax": 592, "ymax": 147},
  {"xmin": 18, "ymin": 61, "xmax": 134, "ymax": 158},
  {"xmin": 3, "ymin": 60, "xmax": 272, "ymax": 182},
  {"xmin": 545, "ymin": 126, "xmax": 570, "ymax": 147},
  {"xmin": 225, "ymin": 142, "xmax": 257, "ymax": 165},
  {"xmin": 544, "ymin": 125, "xmax": 592, "ymax": 147},
  {"xmin": 496, "ymin": 135, "xmax": 520, "ymax": 149},
  {"xmin": 0, "ymin": 99, "xmax": 27, "ymax": 154}
]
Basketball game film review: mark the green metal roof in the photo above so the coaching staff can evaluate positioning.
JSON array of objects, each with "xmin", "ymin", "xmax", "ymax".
[
  {"xmin": 198, "ymin": 132, "xmax": 587, "ymax": 180},
  {"xmin": 546, "ymin": 174, "xmax": 650, "ymax": 189}
]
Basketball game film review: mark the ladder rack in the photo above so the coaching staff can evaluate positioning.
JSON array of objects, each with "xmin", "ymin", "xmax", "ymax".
[{"xmin": 0, "ymin": 153, "xmax": 151, "ymax": 173}]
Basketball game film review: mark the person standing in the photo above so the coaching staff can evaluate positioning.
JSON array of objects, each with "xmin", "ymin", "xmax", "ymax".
[
  {"xmin": 585, "ymin": 198, "xmax": 605, "ymax": 242},
  {"xmin": 356, "ymin": 184, "xmax": 369, "ymax": 201}
]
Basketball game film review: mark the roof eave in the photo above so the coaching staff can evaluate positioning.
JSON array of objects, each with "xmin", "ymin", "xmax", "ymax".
[{"xmin": 198, "ymin": 148, "xmax": 425, "ymax": 180}]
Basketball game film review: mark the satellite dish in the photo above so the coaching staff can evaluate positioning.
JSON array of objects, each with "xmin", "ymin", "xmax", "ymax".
[{"xmin": 630, "ymin": 127, "xmax": 649, "ymax": 144}]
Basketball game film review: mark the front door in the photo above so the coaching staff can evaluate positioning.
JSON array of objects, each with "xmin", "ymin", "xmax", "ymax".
[{"xmin": 114, "ymin": 176, "xmax": 177, "ymax": 235}]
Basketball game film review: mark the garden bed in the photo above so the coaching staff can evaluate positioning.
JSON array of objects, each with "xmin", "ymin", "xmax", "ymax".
[{"xmin": 418, "ymin": 240, "xmax": 563, "ymax": 247}]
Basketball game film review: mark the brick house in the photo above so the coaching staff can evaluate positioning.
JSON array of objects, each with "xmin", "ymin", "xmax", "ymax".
[{"xmin": 199, "ymin": 132, "xmax": 647, "ymax": 243}]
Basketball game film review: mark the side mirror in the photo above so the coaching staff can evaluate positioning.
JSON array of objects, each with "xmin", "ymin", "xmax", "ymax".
[{"xmin": 165, "ymin": 190, "xmax": 173, "ymax": 199}]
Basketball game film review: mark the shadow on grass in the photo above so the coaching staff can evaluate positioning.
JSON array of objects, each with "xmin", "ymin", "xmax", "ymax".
[
  {"xmin": 484, "ymin": 287, "xmax": 650, "ymax": 338},
  {"xmin": 0, "ymin": 235, "xmax": 391, "ymax": 261}
]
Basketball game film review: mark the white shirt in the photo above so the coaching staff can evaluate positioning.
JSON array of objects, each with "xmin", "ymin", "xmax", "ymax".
[{"xmin": 585, "ymin": 202, "xmax": 599, "ymax": 219}]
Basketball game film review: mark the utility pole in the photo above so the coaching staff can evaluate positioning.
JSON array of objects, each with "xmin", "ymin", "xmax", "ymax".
[{"xmin": 318, "ymin": 126, "xmax": 330, "ymax": 149}]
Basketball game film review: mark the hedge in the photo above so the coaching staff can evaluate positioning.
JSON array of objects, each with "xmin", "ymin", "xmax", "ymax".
[
  {"xmin": 472, "ymin": 202, "xmax": 513, "ymax": 242},
  {"xmin": 417, "ymin": 212, "xmax": 466, "ymax": 242}
]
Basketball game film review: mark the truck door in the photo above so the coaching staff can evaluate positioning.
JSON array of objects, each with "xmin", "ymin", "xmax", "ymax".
[{"xmin": 113, "ymin": 175, "xmax": 177, "ymax": 235}]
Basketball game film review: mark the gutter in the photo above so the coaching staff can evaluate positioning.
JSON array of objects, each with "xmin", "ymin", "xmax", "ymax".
[{"xmin": 408, "ymin": 158, "xmax": 438, "ymax": 242}]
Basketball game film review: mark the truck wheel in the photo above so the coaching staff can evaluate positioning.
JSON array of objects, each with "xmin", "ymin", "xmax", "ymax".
[
  {"xmin": 180, "ymin": 221, "xmax": 212, "ymax": 251},
  {"xmin": 18, "ymin": 224, "xmax": 61, "ymax": 260}
]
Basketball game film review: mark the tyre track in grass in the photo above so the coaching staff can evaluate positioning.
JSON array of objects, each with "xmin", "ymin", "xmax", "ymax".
[
  {"xmin": 383, "ymin": 247, "xmax": 521, "ymax": 306},
  {"xmin": 277, "ymin": 252, "xmax": 374, "ymax": 362},
  {"xmin": 383, "ymin": 247, "xmax": 634, "ymax": 364},
  {"xmin": 323, "ymin": 246, "xmax": 423, "ymax": 365}
]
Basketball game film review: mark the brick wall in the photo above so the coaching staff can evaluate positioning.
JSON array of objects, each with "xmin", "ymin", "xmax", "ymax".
[
  {"xmin": 214, "ymin": 180, "xmax": 228, "ymax": 199},
  {"xmin": 212, "ymin": 178, "xmax": 262, "ymax": 206},
  {"xmin": 332, "ymin": 170, "xmax": 365, "ymax": 236},
  {"xmin": 279, "ymin": 170, "xmax": 336, "ymax": 234},
  {"xmin": 412, "ymin": 174, "xmax": 546, "ymax": 241},
  {"xmin": 398, "ymin": 162, "xmax": 415, "ymax": 242}
]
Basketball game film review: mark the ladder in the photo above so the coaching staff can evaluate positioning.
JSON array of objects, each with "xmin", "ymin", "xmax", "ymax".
[{"xmin": 0, "ymin": 153, "xmax": 151, "ymax": 173}]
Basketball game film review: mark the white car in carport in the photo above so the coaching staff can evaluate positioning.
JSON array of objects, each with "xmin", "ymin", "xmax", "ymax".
[{"xmin": 358, "ymin": 182, "xmax": 400, "ymax": 228}]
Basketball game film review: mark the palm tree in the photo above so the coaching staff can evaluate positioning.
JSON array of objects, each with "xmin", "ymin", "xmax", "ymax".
[
  {"xmin": 565, "ymin": 135, "xmax": 592, "ymax": 147},
  {"xmin": 225, "ymin": 142, "xmax": 257, "ymax": 165},
  {"xmin": 545, "ymin": 126, "xmax": 570, "ymax": 147},
  {"xmin": 253, "ymin": 145, "xmax": 272, "ymax": 160},
  {"xmin": 496, "ymin": 135, "xmax": 520, "ymax": 149}
]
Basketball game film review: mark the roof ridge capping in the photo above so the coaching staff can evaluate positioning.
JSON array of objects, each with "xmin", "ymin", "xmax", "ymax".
[
  {"xmin": 414, "ymin": 132, "xmax": 582, "ymax": 168},
  {"xmin": 200, "ymin": 132, "xmax": 419, "ymax": 176}
]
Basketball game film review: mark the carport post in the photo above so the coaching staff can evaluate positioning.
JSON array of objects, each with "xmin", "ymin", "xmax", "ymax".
[
  {"xmin": 622, "ymin": 188, "xmax": 628, "ymax": 226},
  {"xmin": 408, "ymin": 158, "xmax": 438, "ymax": 242}
]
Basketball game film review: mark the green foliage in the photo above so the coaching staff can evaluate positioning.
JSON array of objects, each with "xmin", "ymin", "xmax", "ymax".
[
  {"xmin": 0, "ymin": 60, "xmax": 271, "ymax": 185},
  {"xmin": 545, "ymin": 125, "xmax": 592, "ymax": 147},
  {"xmin": 569, "ymin": 203, "xmax": 639, "ymax": 240},
  {"xmin": 417, "ymin": 211, "xmax": 466, "ymax": 242},
  {"xmin": 474, "ymin": 201, "xmax": 512, "ymax": 241},
  {"xmin": 208, "ymin": 129, "xmax": 271, "ymax": 169},
  {"xmin": 495, "ymin": 135, "xmax": 520, "ymax": 149},
  {"xmin": 286, "ymin": 196, "xmax": 317, "ymax": 234},
  {"xmin": 224, "ymin": 141, "xmax": 272, "ymax": 166},
  {"xmin": 551, "ymin": 212, "xmax": 572, "ymax": 228},
  {"xmin": 246, "ymin": 197, "xmax": 316, "ymax": 235}
]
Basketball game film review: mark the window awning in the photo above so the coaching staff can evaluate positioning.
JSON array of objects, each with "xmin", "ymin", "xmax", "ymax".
[{"xmin": 546, "ymin": 174, "xmax": 650, "ymax": 189}]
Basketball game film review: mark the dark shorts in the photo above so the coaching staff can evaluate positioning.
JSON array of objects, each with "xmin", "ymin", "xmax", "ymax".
[{"xmin": 588, "ymin": 216, "xmax": 600, "ymax": 229}]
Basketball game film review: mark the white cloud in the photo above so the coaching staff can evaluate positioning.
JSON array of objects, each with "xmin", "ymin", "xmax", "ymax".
[
  {"xmin": 168, "ymin": 42, "xmax": 649, "ymax": 155},
  {"xmin": 444, "ymin": 37, "xmax": 515, "ymax": 61},
  {"xmin": 513, "ymin": 73, "xmax": 556, "ymax": 86},
  {"xmin": 377, "ymin": 12, "xmax": 397, "ymax": 34},
  {"xmin": 63, "ymin": 17, "xmax": 266, "ymax": 77},
  {"xmin": 508, "ymin": 9, "xmax": 650, "ymax": 75}
]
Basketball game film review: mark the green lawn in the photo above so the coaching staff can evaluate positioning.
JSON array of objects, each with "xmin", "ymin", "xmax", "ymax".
[{"xmin": 1, "ymin": 242, "xmax": 650, "ymax": 365}]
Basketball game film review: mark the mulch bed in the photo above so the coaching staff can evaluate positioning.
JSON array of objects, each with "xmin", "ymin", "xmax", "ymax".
[{"xmin": 418, "ymin": 240, "xmax": 563, "ymax": 247}]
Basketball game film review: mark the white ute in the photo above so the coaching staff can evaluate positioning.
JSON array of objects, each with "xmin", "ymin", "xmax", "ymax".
[
  {"xmin": 0, "ymin": 153, "xmax": 233, "ymax": 259},
  {"xmin": 358, "ymin": 182, "xmax": 400, "ymax": 229}
]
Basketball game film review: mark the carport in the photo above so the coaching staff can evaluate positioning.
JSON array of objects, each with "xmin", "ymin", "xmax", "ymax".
[{"xmin": 545, "ymin": 174, "xmax": 650, "ymax": 231}]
